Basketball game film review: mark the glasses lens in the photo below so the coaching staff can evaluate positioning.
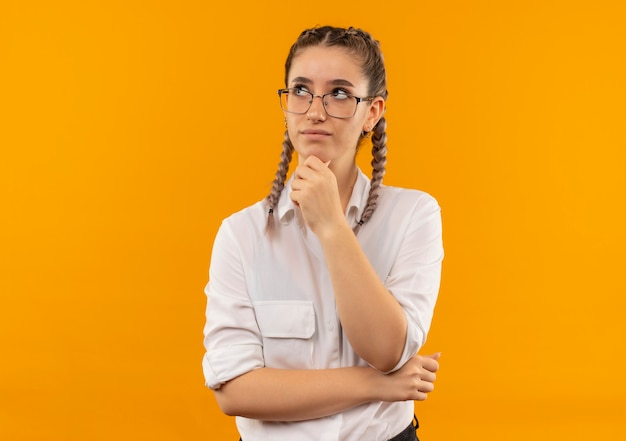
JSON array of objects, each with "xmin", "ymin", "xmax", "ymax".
[
  {"xmin": 280, "ymin": 89, "xmax": 311, "ymax": 114},
  {"xmin": 324, "ymin": 93, "xmax": 357, "ymax": 118}
]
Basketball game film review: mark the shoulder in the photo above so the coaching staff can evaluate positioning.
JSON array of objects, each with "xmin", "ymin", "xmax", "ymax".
[
  {"xmin": 378, "ymin": 184, "xmax": 440, "ymax": 215},
  {"xmin": 223, "ymin": 199, "xmax": 266, "ymax": 222},
  {"xmin": 217, "ymin": 199, "xmax": 267, "ymax": 239},
  {"xmin": 369, "ymin": 185, "xmax": 442, "ymax": 234}
]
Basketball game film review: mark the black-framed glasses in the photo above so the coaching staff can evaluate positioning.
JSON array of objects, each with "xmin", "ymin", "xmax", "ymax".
[{"xmin": 277, "ymin": 88, "xmax": 373, "ymax": 119}]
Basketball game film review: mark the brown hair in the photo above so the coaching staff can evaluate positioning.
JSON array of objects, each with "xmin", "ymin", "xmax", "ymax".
[{"xmin": 265, "ymin": 25, "xmax": 389, "ymax": 234}]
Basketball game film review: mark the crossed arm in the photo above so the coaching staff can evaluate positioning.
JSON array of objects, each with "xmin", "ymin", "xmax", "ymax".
[{"xmin": 214, "ymin": 353, "xmax": 440, "ymax": 421}]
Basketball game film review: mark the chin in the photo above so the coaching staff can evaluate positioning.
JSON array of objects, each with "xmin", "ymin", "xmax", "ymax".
[{"xmin": 296, "ymin": 147, "xmax": 329, "ymax": 162}]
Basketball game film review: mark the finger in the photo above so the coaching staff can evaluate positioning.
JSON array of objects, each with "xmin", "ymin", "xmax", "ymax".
[
  {"xmin": 289, "ymin": 191, "xmax": 300, "ymax": 206},
  {"xmin": 292, "ymin": 164, "xmax": 305, "ymax": 179},
  {"xmin": 413, "ymin": 390, "xmax": 428, "ymax": 401},
  {"xmin": 420, "ymin": 356, "xmax": 440, "ymax": 373},
  {"xmin": 417, "ymin": 381, "xmax": 434, "ymax": 394},
  {"xmin": 303, "ymin": 155, "xmax": 324, "ymax": 167},
  {"xmin": 420, "ymin": 370, "xmax": 436, "ymax": 383},
  {"xmin": 293, "ymin": 164, "xmax": 315, "ymax": 180},
  {"xmin": 303, "ymin": 155, "xmax": 332, "ymax": 171}
]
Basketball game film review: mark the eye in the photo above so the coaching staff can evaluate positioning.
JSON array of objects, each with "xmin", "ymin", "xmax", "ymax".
[
  {"xmin": 330, "ymin": 88, "xmax": 350, "ymax": 100},
  {"xmin": 292, "ymin": 85, "xmax": 311, "ymax": 97}
]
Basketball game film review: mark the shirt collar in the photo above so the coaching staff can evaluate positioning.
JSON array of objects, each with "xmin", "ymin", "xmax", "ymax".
[{"xmin": 276, "ymin": 168, "xmax": 371, "ymax": 226}]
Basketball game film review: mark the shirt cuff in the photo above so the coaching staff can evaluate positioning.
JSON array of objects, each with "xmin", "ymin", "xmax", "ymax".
[
  {"xmin": 203, "ymin": 344, "xmax": 264, "ymax": 390},
  {"xmin": 385, "ymin": 312, "xmax": 424, "ymax": 374}
]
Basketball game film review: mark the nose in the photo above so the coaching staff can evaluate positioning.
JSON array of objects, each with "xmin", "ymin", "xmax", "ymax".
[{"xmin": 307, "ymin": 95, "xmax": 327, "ymax": 121}]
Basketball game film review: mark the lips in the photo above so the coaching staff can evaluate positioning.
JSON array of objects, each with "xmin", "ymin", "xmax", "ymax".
[{"xmin": 301, "ymin": 129, "xmax": 331, "ymax": 137}]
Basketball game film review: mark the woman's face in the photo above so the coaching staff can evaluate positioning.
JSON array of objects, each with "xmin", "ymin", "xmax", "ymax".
[{"xmin": 285, "ymin": 45, "xmax": 384, "ymax": 169}]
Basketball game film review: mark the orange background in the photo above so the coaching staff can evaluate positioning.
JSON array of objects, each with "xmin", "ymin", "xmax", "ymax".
[{"xmin": 1, "ymin": 1, "xmax": 624, "ymax": 439}]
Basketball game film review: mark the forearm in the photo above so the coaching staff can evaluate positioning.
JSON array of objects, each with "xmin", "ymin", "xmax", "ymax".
[
  {"xmin": 213, "ymin": 366, "xmax": 380, "ymax": 421},
  {"xmin": 318, "ymin": 222, "xmax": 407, "ymax": 372}
]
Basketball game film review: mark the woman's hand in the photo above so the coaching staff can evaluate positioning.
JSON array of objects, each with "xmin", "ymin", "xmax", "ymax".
[
  {"xmin": 289, "ymin": 156, "xmax": 345, "ymax": 235},
  {"xmin": 375, "ymin": 353, "xmax": 441, "ymax": 402}
]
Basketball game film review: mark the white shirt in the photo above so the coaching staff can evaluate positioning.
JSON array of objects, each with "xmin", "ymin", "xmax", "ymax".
[{"xmin": 203, "ymin": 169, "xmax": 443, "ymax": 441}]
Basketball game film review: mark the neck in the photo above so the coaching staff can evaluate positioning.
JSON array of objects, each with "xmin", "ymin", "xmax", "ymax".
[{"xmin": 333, "ymin": 164, "xmax": 359, "ymax": 213}]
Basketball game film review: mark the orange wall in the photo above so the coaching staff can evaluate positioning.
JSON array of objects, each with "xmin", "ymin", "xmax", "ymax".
[{"xmin": 1, "ymin": 1, "xmax": 624, "ymax": 440}]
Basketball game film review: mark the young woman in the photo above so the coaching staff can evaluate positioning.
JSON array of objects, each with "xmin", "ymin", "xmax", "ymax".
[{"xmin": 203, "ymin": 25, "xmax": 444, "ymax": 441}]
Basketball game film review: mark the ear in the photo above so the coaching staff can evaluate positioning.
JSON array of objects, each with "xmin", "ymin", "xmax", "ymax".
[{"xmin": 364, "ymin": 96, "xmax": 385, "ymax": 131}]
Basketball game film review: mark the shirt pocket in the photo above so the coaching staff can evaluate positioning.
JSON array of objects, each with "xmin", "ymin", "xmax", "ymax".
[{"xmin": 254, "ymin": 300, "xmax": 316, "ymax": 369}]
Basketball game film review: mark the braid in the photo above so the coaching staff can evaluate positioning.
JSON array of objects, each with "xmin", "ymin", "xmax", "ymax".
[
  {"xmin": 265, "ymin": 130, "xmax": 295, "ymax": 233},
  {"xmin": 354, "ymin": 117, "xmax": 387, "ymax": 235}
]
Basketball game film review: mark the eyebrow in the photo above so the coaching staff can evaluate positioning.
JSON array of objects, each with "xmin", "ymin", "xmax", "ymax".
[{"xmin": 290, "ymin": 76, "xmax": 355, "ymax": 88}]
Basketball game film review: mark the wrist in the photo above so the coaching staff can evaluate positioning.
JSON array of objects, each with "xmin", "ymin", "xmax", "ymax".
[{"xmin": 354, "ymin": 366, "xmax": 383, "ymax": 403}]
